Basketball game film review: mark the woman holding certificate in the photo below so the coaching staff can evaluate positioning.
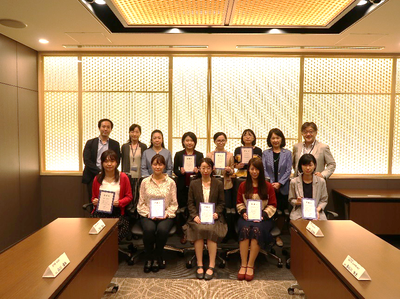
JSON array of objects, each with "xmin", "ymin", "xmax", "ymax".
[
  {"xmin": 262, "ymin": 128, "xmax": 292, "ymax": 247},
  {"xmin": 91, "ymin": 150, "xmax": 133, "ymax": 242},
  {"xmin": 234, "ymin": 129, "xmax": 263, "ymax": 177},
  {"xmin": 141, "ymin": 130, "xmax": 173, "ymax": 177},
  {"xmin": 173, "ymin": 132, "xmax": 204, "ymax": 244},
  {"xmin": 236, "ymin": 158, "xmax": 277, "ymax": 281},
  {"xmin": 184, "ymin": 158, "xmax": 227, "ymax": 280},
  {"xmin": 288, "ymin": 154, "xmax": 328, "ymax": 220},
  {"xmin": 137, "ymin": 154, "xmax": 178, "ymax": 273}
]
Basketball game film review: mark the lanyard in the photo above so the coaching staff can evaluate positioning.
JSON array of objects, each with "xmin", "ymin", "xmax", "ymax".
[
  {"xmin": 130, "ymin": 143, "xmax": 139, "ymax": 162},
  {"xmin": 302, "ymin": 141, "xmax": 315, "ymax": 155}
]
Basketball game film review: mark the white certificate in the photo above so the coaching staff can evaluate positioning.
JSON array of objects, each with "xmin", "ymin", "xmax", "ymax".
[
  {"xmin": 150, "ymin": 198, "xmax": 165, "ymax": 218},
  {"xmin": 183, "ymin": 155, "xmax": 195, "ymax": 173},
  {"xmin": 241, "ymin": 147, "xmax": 253, "ymax": 164},
  {"xmin": 97, "ymin": 190, "xmax": 115, "ymax": 214},
  {"xmin": 214, "ymin": 152, "xmax": 227, "ymax": 170},
  {"xmin": 199, "ymin": 202, "xmax": 215, "ymax": 224},
  {"xmin": 246, "ymin": 199, "xmax": 262, "ymax": 221},
  {"xmin": 302, "ymin": 198, "xmax": 317, "ymax": 220}
]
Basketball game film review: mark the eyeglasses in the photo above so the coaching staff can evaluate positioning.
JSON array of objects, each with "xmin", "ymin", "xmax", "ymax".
[
  {"xmin": 200, "ymin": 167, "xmax": 212, "ymax": 171},
  {"xmin": 302, "ymin": 130, "xmax": 316, "ymax": 135}
]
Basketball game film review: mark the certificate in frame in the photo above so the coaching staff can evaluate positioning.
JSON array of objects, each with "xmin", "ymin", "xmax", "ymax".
[
  {"xmin": 246, "ymin": 199, "xmax": 262, "ymax": 221},
  {"xmin": 96, "ymin": 190, "xmax": 115, "ymax": 214},
  {"xmin": 150, "ymin": 198, "xmax": 165, "ymax": 218},
  {"xmin": 214, "ymin": 152, "xmax": 227, "ymax": 170},
  {"xmin": 183, "ymin": 154, "xmax": 196, "ymax": 173},
  {"xmin": 199, "ymin": 202, "xmax": 215, "ymax": 224},
  {"xmin": 241, "ymin": 147, "xmax": 253, "ymax": 165},
  {"xmin": 301, "ymin": 198, "xmax": 317, "ymax": 220}
]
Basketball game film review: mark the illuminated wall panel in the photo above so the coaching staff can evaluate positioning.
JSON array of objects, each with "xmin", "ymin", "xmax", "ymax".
[
  {"xmin": 211, "ymin": 57, "xmax": 300, "ymax": 154},
  {"xmin": 393, "ymin": 95, "xmax": 400, "ymax": 174},
  {"xmin": 172, "ymin": 57, "xmax": 208, "ymax": 156}
]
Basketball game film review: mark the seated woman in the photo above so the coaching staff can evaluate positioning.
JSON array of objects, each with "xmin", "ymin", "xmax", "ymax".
[
  {"xmin": 262, "ymin": 128, "xmax": 292, "ymax": 247},
  {"xmin": 236, "ymin": 158, "xmax": 277, "ymax": 281},
  {"xmin": 91, "ymin": 150, "xmax": 133, "ymax": 242},
  {"xmin": 184, "ymin": 158, "xmax": 227, "ymax": 280},
  {"xmin": 173, "ymin": 132, "xmax": 204, "ymax": 244},
  {"xmin": 234, "ymin": 129, "xmax": 263, "ymax": 177},
  {"xmin": 288, "ymin": 154, "xmax": 328, "ymax": 220},
  {"xmin": 121, "ymin": 124, "xmax": 147, "ymax": 205},
  {"xmin": 141, "ymin": 130, "xmax": 173, "ymax": 177},
  {"xmin": 137, "ymin": 154, "xmax": 178, "ymax": 273}
]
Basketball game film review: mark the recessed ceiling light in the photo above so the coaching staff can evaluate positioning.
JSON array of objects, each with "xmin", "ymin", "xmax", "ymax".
[
  {"xmin": 95, "ymin": 0, "xmax": 106, "ymax": 5},
  {"xmin": 357, "ymin": 0, "xmax": 368, "ymax": 5},
  {"xmin": 39, "ymin": 39, "xmax": 49, "ymax": 44},
  {"xmin": 0, "ymin": 19, "xmax": 27, "ymax": 29}
]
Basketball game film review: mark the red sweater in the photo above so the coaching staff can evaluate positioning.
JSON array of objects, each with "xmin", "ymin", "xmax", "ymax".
[
  {"xmin": 91, "ymin": 172, "xmax": 132, "ymax": 215},
  {"xmin": 236, "ymin": 181, "xmax": 277, "ymax": 219}
]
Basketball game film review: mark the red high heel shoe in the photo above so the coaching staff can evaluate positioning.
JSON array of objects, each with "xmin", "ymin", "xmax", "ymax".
[
  {"xmin": 245, "ymin": 266, "xmax": 254, "ymax": 281},
  {"xmin": 237, "ymin": 266, "xmax": 247, "ymax": 280}
]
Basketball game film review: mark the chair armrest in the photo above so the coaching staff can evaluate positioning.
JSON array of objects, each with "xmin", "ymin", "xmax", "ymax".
[
  {"xmin": 326, "ymin": 210, "xmax": 338, "ymax": 219},
  {"xmin": 82, "ymin": 203, "xmax": 93, "ymax": 212}
]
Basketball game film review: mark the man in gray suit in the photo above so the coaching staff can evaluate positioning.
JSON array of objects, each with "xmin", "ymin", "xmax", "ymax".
[{"xmin": 292, "ymin": 122, "xmax": 336, "ymax": 179}]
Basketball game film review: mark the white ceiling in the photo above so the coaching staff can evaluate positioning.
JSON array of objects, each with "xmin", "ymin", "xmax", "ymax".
[{"xmin": 0, "ymin": 0, "xmax": 399, "ymax": 54}]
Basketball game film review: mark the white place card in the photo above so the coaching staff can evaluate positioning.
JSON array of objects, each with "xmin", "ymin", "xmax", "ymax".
[
  {"xmin": 306, "ymin": 221, "xmax": 324, "ymax": 237},
  {"xmin": 302, "ymin": 198, "xmax": 317, "ymax": 220},
  {"xmin": 199, "ymin": 202, "xmax": 215, "ymax": 224},
  {"xmin": 43, "ymin": 252, "xmax": 70, "ymax": 278},
  {"xmin": 97, "ymin": 190, "xmax": 115, "ymax": 214},
  {"xmin": 241, "ymin": 147, "xmax": 253, "ymax": 164},
  {"xmin": 89, "ymin": 219, "xmax": 106, "ymax": 235},
  {"xmin": 150, "ymin": 198, "xmax": 165, "ymax": 218},
  {"xmin": 247, "ymin": 199, "xmax": 262, "ymax": 221},
  {"xmin": 214, "ymin": 152, "xmax": 227, "ymax": 170},
  {"xmin": 342, "ymin": 255, "xmax": 371, "ymax": 281},
  {"xmin": 183, "ymin": 155, "xmax": 195, "ymax": 173}
]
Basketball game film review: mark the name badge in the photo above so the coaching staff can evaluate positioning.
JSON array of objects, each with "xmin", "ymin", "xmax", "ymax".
[
  {"xmin": 131, "ymin": 166, "xmax": 138, "ymax": 172},
  {"xmin": 342, "ymin": 255, "xmax": 371, "ymax": 281},
  {"xmin": 306, "ymin": 221, "xmax": 324, "ymax": 237},
  {"xmin": 43, "ymin": 252, "xmax": 70, "ymax": 278},
  {"xmin": 89, "ymin": 219, "xmax": 106, "ymax": 235}
]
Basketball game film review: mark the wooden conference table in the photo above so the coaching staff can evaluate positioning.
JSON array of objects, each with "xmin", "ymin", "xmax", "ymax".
[
  {"xmin": 0, "ymin": 218, "xmax": 118, "ymax": 299},
  {"xmin": 290, "ymin": 220, "xmax": 400, "ymax": 299},
  {"xmin": 332, "ymin": 189, "xmax": 400, "ymax": 234}
]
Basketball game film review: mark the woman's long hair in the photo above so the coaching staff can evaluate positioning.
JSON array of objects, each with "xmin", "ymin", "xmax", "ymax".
[
  {"xmin": 244, "ymin": 157, "xmax": 268, "ymax": 200},
  {"xmin": 96, "ymin": 150, "xmax": 120, "ymax": 184},
  {"xmin": 149, "ymin": 129, "xmax": 165, "ymax": 148}
]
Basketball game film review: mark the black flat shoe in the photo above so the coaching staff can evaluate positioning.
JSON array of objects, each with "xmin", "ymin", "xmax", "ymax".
[
  {"xmin": 204, "ymin": 267, "xmax": 215, "ymax": 280},
  {"xmin": 158, "ymin": 258, "xmax": 166, "ymax": 269},
  {"xmin": 144, "ymin": 260, "xmax": 152, "ymax": 273},
  {"xmin": 152, "ymin": 259, "xmax": 160, "ymax": 272},
  {"xmin": 196, "ymin": 266, "xmax": 204, "ymax": 279}
]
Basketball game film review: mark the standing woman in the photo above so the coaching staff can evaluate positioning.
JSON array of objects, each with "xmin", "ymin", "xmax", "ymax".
[
  {"xmin": 262, "ymin": 128, "xmax": 292, "ymax": 247},
  {"xmin": 236, "ymin": 158, "xmax": 277, "ymax": 281},
  {"xmin": 137, "ymin": 154, "xmax": 178, "ymax": 273},
  {"xmin": 173, "ymin": 132, "xmax": 204, "ymax": 244},
  {"xmin": 121, "ymin": 124, "xmax": 147, "ymax": 203},
  {"xmin": 141, "ymin": 130, "xmax": 173, "ymax": 177},
  {"xmin": 234, "ymin": 129, "xmax": 263, "ymax": 177},
  {"xmin": 289, "ymin": 154, "xmax": 328, "ymax": 220},
  {"xmin": 184, "ymin": 158, "xmax": 227, "ymax": 280},
  {"xmin": 92, "ymin": 150, "xmax": 133, "ymax": 242}
]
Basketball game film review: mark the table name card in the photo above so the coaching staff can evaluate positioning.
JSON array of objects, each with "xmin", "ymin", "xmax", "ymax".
[
  {"xmin": 89, "ymin": 219, "xmax": 106, "ymax": 235},
  {"xmin": 43, "ymin": 252, "xmax": 70, "ymax": 278},
  {"xmin": 342, "ymin": 255, "xmax": 371, "ymax": 281},
  {"xmin": 306, "ymin": 221, "xmax": 324, "ymax": 237}
]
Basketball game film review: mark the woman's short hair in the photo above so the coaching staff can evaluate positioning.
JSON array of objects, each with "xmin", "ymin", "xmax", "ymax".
[
  {"xmin": 150, "ymin": 130, "xmax": 165, "ymax": 148},
  {"xmin": 213, "ymin": 132, "xmax": 227, "ymax": 141},
  {"xmin": 267, "ymin": 128, "xmax": 286, "ymax": 148},
  {"xmin": 151, "ymin": 154, "xmax": 166, "ymax": 165},
  {"xmin": 297, "ymin": 154, "xmax": 317, "ymax": 173},
  {"xmin": 301, "ymin": 122, "xmax": 318, "ymax": 132},
  {"xmin": 198, "ymin": 158, "xmax": 215, "ymax": 177},
  {"xmin": 241, "ymin": 129, "xmax": 256, "ymax": 146},
  {"xmin": 181, "ymin": 132, "xmax": 197, "ymax": 148}
]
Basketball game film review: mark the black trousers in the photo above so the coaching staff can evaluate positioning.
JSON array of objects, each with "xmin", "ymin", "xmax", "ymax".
[{"xmin": 140, "ymin": 217, "xmax": 174, "ymax": 259}]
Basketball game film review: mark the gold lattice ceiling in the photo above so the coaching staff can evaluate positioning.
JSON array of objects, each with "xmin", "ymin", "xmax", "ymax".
[{"xmin": 109, "ymin": 0, "xmax": 357, "ymax": 27}]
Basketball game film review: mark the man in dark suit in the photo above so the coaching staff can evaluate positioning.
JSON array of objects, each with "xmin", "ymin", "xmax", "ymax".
[{"xmin": 82, "ymin": 119, "xmax": 121, "ymax": 201}]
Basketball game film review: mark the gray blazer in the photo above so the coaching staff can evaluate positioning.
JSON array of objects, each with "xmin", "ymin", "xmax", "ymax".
[
  {"xmin": 292, "ymin": 140, "xmax": 336, "ymax": 179},
  {"xmin": 187, "ymin": 177, "xmax": 225, "ymax": 220},
  {"xmin": 121, "ymin": 142, "xmax": 147, "ymax": 173},
  {"xmin": 288, "ymin": 174, "xmax": 328, "ymax": 220}
]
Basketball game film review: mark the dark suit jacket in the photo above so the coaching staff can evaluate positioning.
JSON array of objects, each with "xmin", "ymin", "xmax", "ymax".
[
  {"xmin": 187, "ymin": 177, "xmax": 225, "ymax": 220},
  {"xmin": 82, "ymin": 137, "xmax": 121, "ymax": 184},
  {"xmin": 173, "ymin": 150, "xmax": 204, "ymax": 195},
  {"xmin": 121, "ymin": 142, "xmax": 147, "ymax": 173}
]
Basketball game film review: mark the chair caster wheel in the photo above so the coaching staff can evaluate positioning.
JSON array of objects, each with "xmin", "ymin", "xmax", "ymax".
[
  {"xmin": 270, "ymin": 248, "xmax": 276, "ymax": 255},
  {"xmin": 218, "ymin": 261, "xmax": 226, "ymax": 268},
  {"xmin": 288, "ymin": 288, "xmax": 294, "ymax": 295},
  {"xmin": 278, "ymin": 262, "xmax": 283, "ymax": 268},
  {"xmin": 112, "ymin": 286, "xmax": 119, "ymax": 293},
  {"xmin": 127, "ymin": 259, "xmax": 134, "ymax": 266},
  {"xmin": 186, "ymin": 260, "xmax": 193, "ymax": 269}
]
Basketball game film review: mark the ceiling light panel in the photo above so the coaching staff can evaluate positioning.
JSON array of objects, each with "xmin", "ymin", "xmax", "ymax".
[
  {"xmin": 230, "ymin": 0, "xmax": 356, "ymax": 27},
  {"xmin": 110, "ymin": 0, "xmax": 227, "ymax": 26}
]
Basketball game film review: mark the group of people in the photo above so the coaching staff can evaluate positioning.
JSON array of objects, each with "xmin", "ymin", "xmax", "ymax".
[{"xmin": 82, "ymin": 119, "xmax": 336, "ymax": 281}]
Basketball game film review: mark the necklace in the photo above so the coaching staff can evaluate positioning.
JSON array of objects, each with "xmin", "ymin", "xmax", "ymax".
[{"xmin": 273, "ymin": 152, "xmax": 280, "ymax": 163}]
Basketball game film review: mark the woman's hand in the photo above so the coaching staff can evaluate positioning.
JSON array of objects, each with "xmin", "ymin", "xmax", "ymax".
[
  {"xmin": 113, "ymin": 199, "xmax": 119, "ymax": 207},
  {"xmin": 272, "ymin": 182, "xmax": 281, "ymax": 190},
  {"xmin": 296, "ymin": 197, "xmax": 302, "ymax": 206},
  {"xmin": 225, "ymin": 166, "xmax": 232, "ymax": 174},
  {"xmin": 237, "ymin": 162, "xmax": 245, "ymax": 169},
  {"xmin": 92, "ymin": 198, "xmax": 99, "ymax": 206},
  {"xmin": 213, "ymin": 213, "xmax": 218, "ymax": 220},
  {"xmin": 180, "ymin": 167, "xmax": 186, "ymax": 174},
  {"xmin": 243, "ymin": 213, "xmax": 248, "ymax": 221},
  {"xmin": 194, "ymin": 216, "xmax": 201, "ymax": 224},
  {"xmin": 316, "ymin": 207, "xmax": 321, "ymax": 220},
  {"xmin": 193, "ymin": 167, "xmax": 199, "ymax": 173},
  {"xmin": 315, "ymin": 172, "xmax": 323, "ymax": 178}
]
